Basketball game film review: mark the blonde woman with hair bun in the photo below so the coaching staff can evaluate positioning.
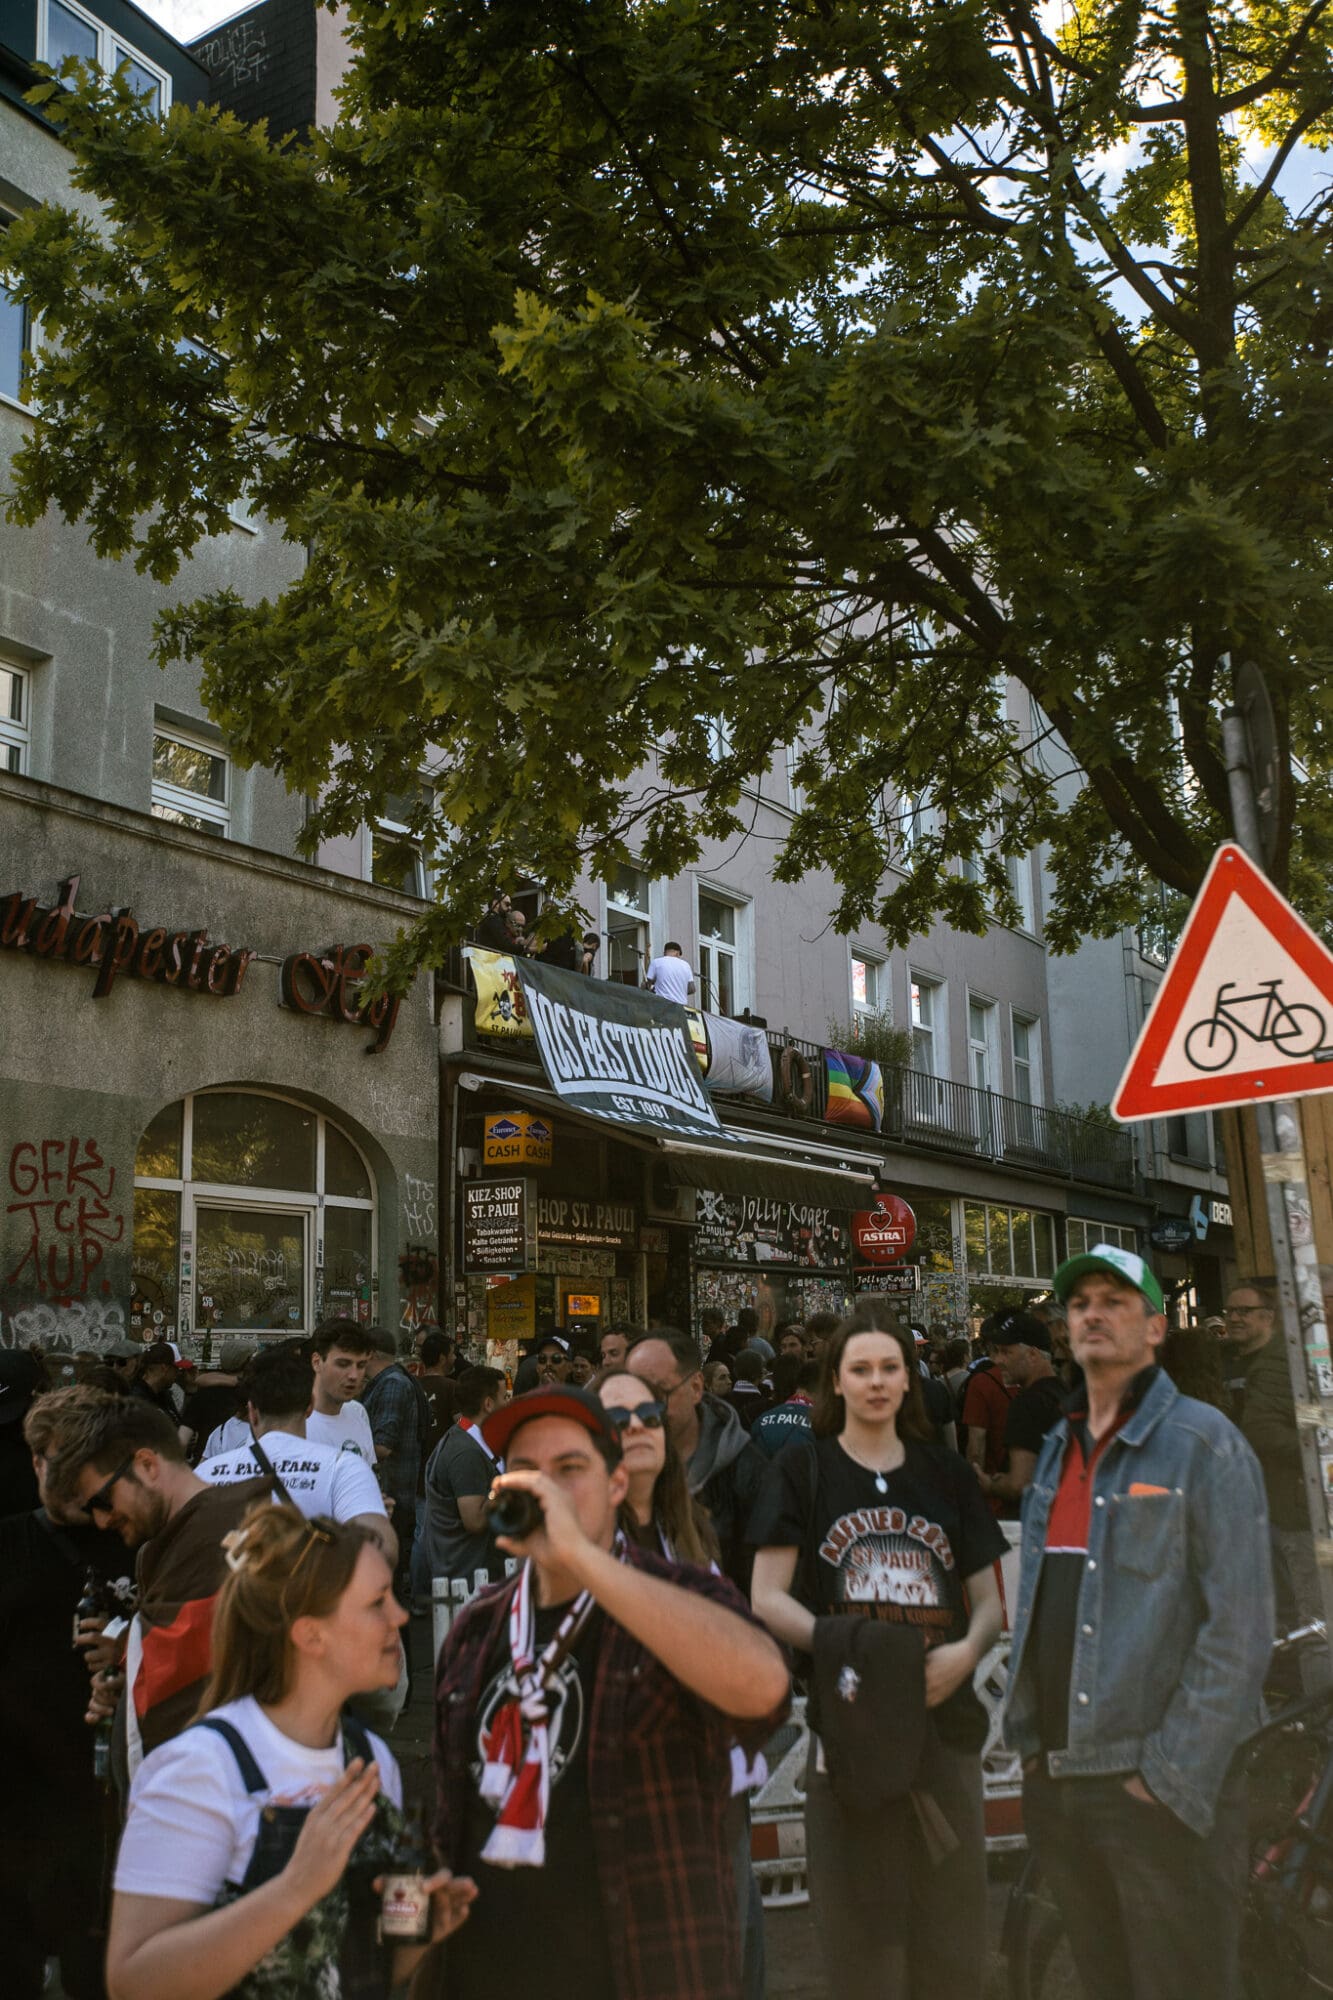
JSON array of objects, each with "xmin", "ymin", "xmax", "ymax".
[{"xmin": 107, "ymin": 1503, "xmax": 476, "ymax": 2000}]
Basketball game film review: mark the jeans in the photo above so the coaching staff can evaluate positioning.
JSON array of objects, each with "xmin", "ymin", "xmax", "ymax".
[
  {"xmin": 804, "ymin": 1737, "xmax": 987, "ymax": 2000},
  {"xmin": 1022, "ymin": 1765, "xmax": 1248, "ymax": 2000}
]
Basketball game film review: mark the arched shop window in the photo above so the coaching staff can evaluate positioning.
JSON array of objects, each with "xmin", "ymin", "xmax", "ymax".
[{"xmin": 132, "ymin": 1091, "xmax": 376, "ymax": 1342}]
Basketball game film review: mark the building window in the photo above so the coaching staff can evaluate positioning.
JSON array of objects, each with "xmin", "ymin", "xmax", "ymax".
[
  {"xmin": 852, "ymin": 952, "xmax": 883, "ymax": 1020},
  {"xmin": 0, "ymin": 258, "xmax": 30, "ymax": 407},
  {"xmin": 1066, "ymin": 1218, "xmax": 1138, "ymax": 1259},
  {"xmin": 967, "ymin": 996, "xmax": 997, "ymax": 1093},
  {"xmin": 606, "ymin": 865, "xmax": 652, "ymax": 985},
  {"xmin": 0, "ymin": 662, "xmax": 28, "ymax": 772},
  {"xmin": 909, "ymin": 975, "xmax": 943, "ymax": 1075},
  {"xmin": 40, "ymin": 0, "xmax": 170, "ymax": 110},
  {"xmin": 786, "ymin": 743, "xmax": 806, "ymax": 812},
  {"xmin": 1012, "ymin": 1014, "xmax": 1040, "ymax": 1106},
  {"xmin": 1003, "ymin": 850, "xmax": 1035, "ymax": 931},
  {"xmin": 697, "ymin": 891, "xmax": 743, "ymax": 1014},
  {"xmin": 151, "ymin": 727, "xmax": 229, "ymax": 835},
  {"xmin": 133, "ymin": 1090, "xmax": 375, "ymax": 1341},
  {"xmin": 965, "ymin": 1200, "xmax": 1055, "ymax": 1281},
  {"xmin": 704, "ymin": 716, "xmax": 733, "ymax": 761},
  {"xmin": 370, "ymin": 787, "xmax": 429, "ymax": 898}
]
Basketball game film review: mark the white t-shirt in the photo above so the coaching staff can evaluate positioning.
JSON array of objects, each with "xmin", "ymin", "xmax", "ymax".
[
  {"xmin": 201, "ymin": 1416, "xmax": 251, "ymax": 1462},
  {"xmin": 197, "ymin": 1428, "xmax": 387, "ymax": 1522},
  {"xmin": 115, "ymin": 1696, "xmax": 401, "ymax": 1905},
  {"xmin": 306, "ymin": 1400, "xmax": 377, "ymax": 1464},
  {"xmin": 645, "ymin": 954, "xmax": 695, "ymax": 1004}
]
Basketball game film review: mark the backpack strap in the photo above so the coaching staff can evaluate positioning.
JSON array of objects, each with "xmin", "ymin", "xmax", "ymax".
[
  {"xmin": 341, "ymin": 1714, "xmax": 375, "ymax": 1770},
  {"xmin": 193, "ymin": 1716, "xmax": 269, "ymax": 1794}
]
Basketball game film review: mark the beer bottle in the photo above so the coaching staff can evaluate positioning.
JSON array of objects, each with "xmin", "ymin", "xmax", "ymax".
[
  {"xmin": 379, "ymin": 1802, "xmax": 432, "ymax": 1943},
  {"xmin": 73, "ymin": 1564, "xmax": 104, "ymax": 1648},
  {"xmin": 92, "ymin": 1683, "xmax": 114, "ymax": 1785}
]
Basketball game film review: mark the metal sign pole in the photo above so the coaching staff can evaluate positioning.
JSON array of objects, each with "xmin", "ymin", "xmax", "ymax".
[{"xmin": 1221, "ymin": 704, "xmax": 1333, "ymax": 1648}]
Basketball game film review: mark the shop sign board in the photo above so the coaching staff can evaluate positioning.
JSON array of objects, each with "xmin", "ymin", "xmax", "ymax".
[
  {"xmin": 0, "ymin": 871, "xmax": 408, "ymax": 1051},
  {"xmin": 695, "ymin": 1189, "xmax": 850, "ymax": 1270},
  {"xmin": 484, "ymin": 1111, "xmax": 554, "ymax": 1168},
  {"xmin": 1149, "ymin": 1217, "xmax": 1196, "ymax": 1253},
  {"xmin": 517, "ymin": 957, "xmax": 732, "ymax": 1145},
  {"xmin": 463, "ymin": 1180, "xmax": 532, "ymax": 1272},
  {"xmin": 854, "ymin": 1266, "xmax": 920, "ymax": 1296},
  {"xmin": 536, "ymin": 1196, "xmax": 637, "ymax": 1249},
  {"xmin": 851, "ymin": 1194, "xmax": 916, "ymax": 1267}
]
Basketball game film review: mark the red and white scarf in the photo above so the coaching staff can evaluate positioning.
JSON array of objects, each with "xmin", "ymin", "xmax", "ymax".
[{"xmin": 477, "ymin": 1559, "xmax": 599, "ymax": 1868}]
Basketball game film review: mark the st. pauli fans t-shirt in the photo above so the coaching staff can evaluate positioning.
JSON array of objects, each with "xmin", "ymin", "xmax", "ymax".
[
  {"xmin": 445, "ymin": 1602, "xmax": 616, "ymax": 2000},
  {"xmin": 749, "ymin": 1436, "xmax": 1006, "ymax": 1749}
]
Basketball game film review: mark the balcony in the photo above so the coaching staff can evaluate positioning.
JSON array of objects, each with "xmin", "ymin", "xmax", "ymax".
[{"xmin": 450, "ymin": 945, "xmax": 1136, "ymax": 1193}]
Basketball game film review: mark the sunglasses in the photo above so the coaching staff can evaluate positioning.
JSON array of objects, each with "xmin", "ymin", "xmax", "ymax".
[
  {"xmin": 605, "ymin": 1400, "xmax": 666, "ymax": 1433},
  {"xmin": 84, "ymin": 1452, "xmax": 137, "ymax": 1519}
]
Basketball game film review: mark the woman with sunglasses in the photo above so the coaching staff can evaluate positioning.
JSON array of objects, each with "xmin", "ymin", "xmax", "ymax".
[
  {"xmin": 749, "ymin": 1301, "xmax": 1006, "ymax": 2000},
  {"xmin": 591, "ymin": 1370, "xmax": 717, "ymax": 1566},
  {"xmin": 107, "ymin": 1502, "xmax": 476, "ymax": 2000}
]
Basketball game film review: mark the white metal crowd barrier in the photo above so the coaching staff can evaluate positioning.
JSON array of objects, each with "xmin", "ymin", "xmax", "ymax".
[{"xmin": 433, "ymin": 1523, "xmax": 1027, "ymax": 1911}]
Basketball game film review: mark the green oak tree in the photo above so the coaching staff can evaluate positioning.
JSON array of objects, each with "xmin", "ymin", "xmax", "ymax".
[{"xmin": 6, "ymin": 0, "xmax": 1333, "ymax": 982}]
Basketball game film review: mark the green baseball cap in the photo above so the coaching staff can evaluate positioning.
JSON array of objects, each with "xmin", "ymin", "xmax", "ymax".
[{"xmin": 1053, "ymin": 1244, "xmax": 1164, "ymax": 1316}]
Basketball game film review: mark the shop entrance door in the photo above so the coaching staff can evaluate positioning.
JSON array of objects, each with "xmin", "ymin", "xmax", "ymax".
[{"xmin": 194, "ymin": 1201, "xmax": 310, "ymax": 1336}]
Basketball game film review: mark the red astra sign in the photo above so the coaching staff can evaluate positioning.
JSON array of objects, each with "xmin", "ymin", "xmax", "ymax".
[
  {"xmin": 1113, "ymin": 843, "xmax": 1333, "ymax": 1121},
  {"xmin": 852, "ymin": 1193, "xmax": 916, "ymax": 1266}
]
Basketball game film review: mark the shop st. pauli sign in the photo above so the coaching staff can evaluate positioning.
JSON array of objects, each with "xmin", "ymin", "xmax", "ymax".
[{"xmin": 517, "ymin": 957, "xmax": 736, "ymax": 1146}]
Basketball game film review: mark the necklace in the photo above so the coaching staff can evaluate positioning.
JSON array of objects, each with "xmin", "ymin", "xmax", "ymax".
[{"xmin": 838, "ymin": 1437, "xmax": 904, "ymax": 1494}]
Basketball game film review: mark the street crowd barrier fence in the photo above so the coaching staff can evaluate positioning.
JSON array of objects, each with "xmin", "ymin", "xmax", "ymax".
[{"xmin": 432, "ymin": 1525, "xmax": 1027, "ymax": 1910}]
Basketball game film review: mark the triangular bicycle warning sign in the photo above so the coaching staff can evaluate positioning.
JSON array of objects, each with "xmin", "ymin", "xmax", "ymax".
[{"xmin": 1113, "ymin": 844, "xmax": 1333, "ymax": 1122}]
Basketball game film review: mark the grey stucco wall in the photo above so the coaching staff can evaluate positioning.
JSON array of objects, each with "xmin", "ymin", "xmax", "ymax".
[{"xmin": 0, "ymin": 775, "xmax": 438, "ymax": 1351}]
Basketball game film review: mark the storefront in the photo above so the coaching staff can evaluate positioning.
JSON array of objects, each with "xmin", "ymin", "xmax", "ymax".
[
  {"xmin": 0, "ymin": 790, "xmax": 439, "ymax": 1359},
  {"xmin": 691, "ymin": 1189, "xmax": 855, "ymax": 1336}
]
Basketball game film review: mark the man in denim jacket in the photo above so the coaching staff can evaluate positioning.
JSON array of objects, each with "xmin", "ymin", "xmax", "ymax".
[{"xmin": 1004, "ymin": 1244, "xmax": 1273, "ymax": 1999}]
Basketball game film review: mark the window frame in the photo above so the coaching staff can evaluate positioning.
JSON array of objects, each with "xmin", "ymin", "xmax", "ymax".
[
  {"xmin": 133, "ymin": 1089, "xmax": 377, "ymax": 1341},
  {"xmin": 1066, "ymin": 1218, "xmax": 1138, "ymax": 1260},
  {"xmin": 151, "ymin": 723, "xmax": 230, "ymax": 836},
  {"xmin": 604, "ymin": 863, "xmax": 654, "ymax": 986},
  {"xmin": 1011, "ymin": 1010, "xmax": 1042, "ymax": 1107},
  {"xmin": 38, "ymin": 0, "xmax": 172, "ymax": 111},
  {"xmin": 909, "ymin": 971, "xmax": 947, "ymax": 1078},
  {"xmin": 967, "ymin": 992, "xmax": 998, "ymax": 1094},
  {"xmin": 695, "ymin": 881, "xmax": 751, "ymax": 1017},
  {"xmin": 851, "ymin": 949, "xmax": 885, "ymax": 1021},
  {"xmin": 0, "ymin": 659, "xmax": 30, "ymax": 774},
  {"xmin": 369, "ymin": 782, "xmax": 432, "ymax": 899}
]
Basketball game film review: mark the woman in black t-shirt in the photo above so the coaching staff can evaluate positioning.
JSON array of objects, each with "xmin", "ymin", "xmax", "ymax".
[{"xmin": 750, "ymin": 1301, "xmax": 1005, "ymax": 2000}]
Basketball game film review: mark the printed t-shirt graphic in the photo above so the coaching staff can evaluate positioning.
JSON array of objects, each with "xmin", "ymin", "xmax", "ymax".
[{"xmin": 819, "ymin": 1501, "xmax": 956, "ymax": 1639}]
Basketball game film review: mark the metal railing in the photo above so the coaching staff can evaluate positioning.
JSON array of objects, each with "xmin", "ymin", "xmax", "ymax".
[{"xmin": 454, "ymin": 951, "xmax": 1136, "ymax": 1192}]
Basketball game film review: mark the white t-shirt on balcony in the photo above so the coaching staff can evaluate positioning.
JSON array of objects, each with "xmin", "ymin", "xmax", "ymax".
[{"xmin": 646, "ymin": 954, "xmax": 695, "ymax": 1005}]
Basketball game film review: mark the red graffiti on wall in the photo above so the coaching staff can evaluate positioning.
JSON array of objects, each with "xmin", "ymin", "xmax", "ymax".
[{"xmin": 5, "ymin": 1139, "xmax": 125, "ymax": 1295}]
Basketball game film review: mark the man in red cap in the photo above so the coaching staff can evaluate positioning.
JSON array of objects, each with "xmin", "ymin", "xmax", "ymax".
[{"xmin": 416, "ymin": 1383, "xmax": 789, "ymax": 2000}]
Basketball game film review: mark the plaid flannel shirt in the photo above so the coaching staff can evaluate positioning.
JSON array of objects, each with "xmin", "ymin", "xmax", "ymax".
[{"xmin": 432, "ymin": 1542, "xmax": 789, "ymax": 2000}]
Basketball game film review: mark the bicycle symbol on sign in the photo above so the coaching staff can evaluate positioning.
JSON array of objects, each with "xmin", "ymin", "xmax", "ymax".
[{"xmin": 1183, "ymin": 979, "xmax": 1328, "ymax": 1073}]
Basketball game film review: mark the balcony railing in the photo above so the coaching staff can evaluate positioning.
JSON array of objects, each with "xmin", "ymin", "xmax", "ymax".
[{"xmin": 451, "ymin": 949, "xmax": 1135, "ymax": 1192}]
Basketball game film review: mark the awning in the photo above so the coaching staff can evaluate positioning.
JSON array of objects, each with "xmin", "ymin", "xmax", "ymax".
[
  {"xmin": 455, "ymin": 1068, "xmax": 883, "ymax": 1210},
  {"xmin": 657, "ymin": 1136, "xmax": 880, "ymax": 1211}
]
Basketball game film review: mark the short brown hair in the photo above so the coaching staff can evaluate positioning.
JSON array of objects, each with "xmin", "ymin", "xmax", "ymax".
[
  {"xmin": 311, "ymin": 1318, "xmax": 374, "ymax": 1358},
  {"xmin": 812, "ymin": 1303, "xmax": 932, "ymax": 1442},
  {"xmin": 23, "ymin": 1384, "xmax": 117, "ymax": 1458},
  {"xmin": 44, "ymin": 1390, "xmax": 184, "ymax": 1506},
  {"xmin": 201, "ymin": 1502, "xmax": 376, "ymax": 1710}
]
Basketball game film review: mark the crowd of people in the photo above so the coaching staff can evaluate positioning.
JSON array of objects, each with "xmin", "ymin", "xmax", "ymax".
[{"xmin": 0, "ymin": 1242, "xmax": 1309, "ymax": 2000}]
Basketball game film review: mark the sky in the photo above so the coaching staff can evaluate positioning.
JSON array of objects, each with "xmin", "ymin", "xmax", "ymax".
[{"xmin": 134, "ymin": 0, "xmax": 241, "ymax": 39}]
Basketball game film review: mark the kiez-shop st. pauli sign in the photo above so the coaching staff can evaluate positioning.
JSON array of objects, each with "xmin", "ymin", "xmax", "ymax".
[{"xmin": 0, "ymin": 872, "xmax": 405, "ymax": 1051}]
